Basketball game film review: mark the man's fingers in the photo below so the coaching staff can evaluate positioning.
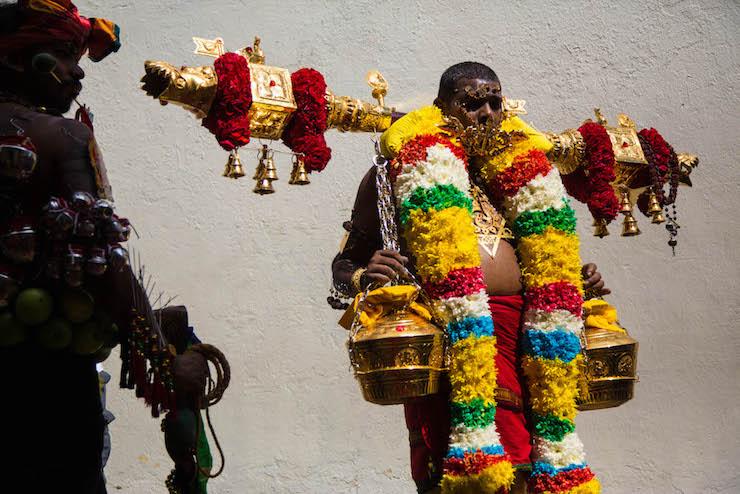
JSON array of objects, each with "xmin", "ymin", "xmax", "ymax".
[
  {"xmin": 373, "ymin": 256, "xmax": 405, "ymax": 273},
  {"xmin": 592, "ymin": 279, "xmax": 605, "ymax": 291},
  {"xmin": 601, "ymin": 287, "xmax": 612, "ymax": 295},
  {"xmin": 368, "ymin": 263, "xmax": 397, "ymax": 279},
  {"xmin": 582, "ymin": 263, "xmax": 596, "ymax": 278},
  {"xmin": 377, "ymin": 250, "xmax": 409, "ymax": 264}
]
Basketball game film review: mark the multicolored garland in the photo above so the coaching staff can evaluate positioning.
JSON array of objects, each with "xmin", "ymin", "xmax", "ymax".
[
  {"xmin": 385, "ymin": 106, "xmax": 513, "ymax": 492},
  {"xmin": 381, "ymin": 107, "xmax": 599, "ymax": 494}
]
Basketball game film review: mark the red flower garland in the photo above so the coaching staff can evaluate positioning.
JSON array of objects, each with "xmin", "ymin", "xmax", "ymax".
[
  {"xmin": 281, "ymin": 68, "xmax": 332, "ymax": 172},
  {"xmin": 561, "ymin": 122, "xmax": 620, "ymax": 222},
  {"xmin": 638, "ymin": 128, "xmax": 671, "ymax": 179},
  {"xmin": 202, "ymin": 53, "xmax": 252, "ymax": 151}
]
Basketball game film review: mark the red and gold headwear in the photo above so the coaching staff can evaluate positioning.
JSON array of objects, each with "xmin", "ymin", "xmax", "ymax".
[{"xmin": 0, "ymin": 0, "xmax": 121, "ymax": 62}]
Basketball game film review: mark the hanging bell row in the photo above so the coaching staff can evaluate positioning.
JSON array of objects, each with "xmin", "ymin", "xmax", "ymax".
[{"xmin": 220, "ymin": 144, "xmax": 311, "ymax": 194}]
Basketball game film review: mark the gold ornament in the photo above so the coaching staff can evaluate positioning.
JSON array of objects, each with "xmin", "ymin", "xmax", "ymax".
[
  {"xmin": 593, "ymin": 218, "xmax": 610, "ymax": 238},
  {"xmin": 345, "ymin": 288, "xmax": 446, "ymax": 406},
  {"xmin": 289, "ymin": 155, "xmax": 310, "ymax": 185},
  {"xmin": 262, "ymin": 151, "xmax": 278, "ymax": 181},
  {"xmin": 647, "ymin": 189, "xmax": 663, "ymax": 214},
  {"xmin": 577, "ymin": 315, "xmax": 638, "ymax": 411},
  {"xmin": 619, "ymin": 188, "xmax": 632, "ymax": 214},
  {"xmin": 621, "ymin": 212, "xmax": 641, "ymax": 236},
  {"xmin": 222, "ymin": 150, "xmax": 245, "ymax": 179},
  {"xmin": 141, "ymin": 61, "xmax": 219, "ymax": 119}
]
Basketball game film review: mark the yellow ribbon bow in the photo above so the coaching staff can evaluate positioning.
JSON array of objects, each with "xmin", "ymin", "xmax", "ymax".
[{"xmin": 582, "ymin": 299, "xmax": 625, "ymax": 333}]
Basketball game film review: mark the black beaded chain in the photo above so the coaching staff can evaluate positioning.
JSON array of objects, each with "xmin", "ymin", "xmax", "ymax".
[{"xmin": 638, "ymin": 134, "xmax": 681, "ymax": 255}]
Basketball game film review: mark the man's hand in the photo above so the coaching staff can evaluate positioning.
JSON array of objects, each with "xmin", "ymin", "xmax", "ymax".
[
  {"xmin": 582, "ymin": 263, "xmax": 611, "ymax": 298},
  {"xmin": 365, "ymin": 250, "xmax": 409, "ymax": 288}
]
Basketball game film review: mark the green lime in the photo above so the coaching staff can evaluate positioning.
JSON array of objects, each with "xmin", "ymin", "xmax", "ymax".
[
  {"xmin": 36, "ymin": 317, "xmax": 73, "ymax": 351},
  {"xmin": 70, "ymin": 321, "xmax": 105, "ymax": 355},
  {"xmin": 14, "ymin": 288, "xmax": 53, "ymax": 326},
  {"xmin": 0, "ymin": 311, "xmax": 26, "ymax": 346},
  {"xmin": 61, "ymin": 289, "xmax": 95, "ymax": 324}
]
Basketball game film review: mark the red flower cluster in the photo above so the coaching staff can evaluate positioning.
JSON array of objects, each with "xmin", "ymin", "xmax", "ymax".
[
  {"xmin": 423, "ymin": 267, "xmax": 486, "ymax": 300},
  {"xmin": 490, "ymin": 149, "xmax": 552, "ymax": 200},
  {"xmin": 561, "ymin": 122, "xmax": 620, "ymax": 222},
  {"xmin": 528, "ymin": 467, "xmax": 595, "ymax": 493},
  {"xmin": 638, "ymin": 128, "xmax": 671, "ymax": 179},
  {"xmin": 202, "ymin": 53, "xmax": 252, "ymax": 151},
  {"xmin": 391, "ymin": 133, "xmax": 468, "ymax": 181},
  {"xmin": 281, "ymin": 68, "xmax": 331, "ymax": 172},
  {"xmin": 525, "ymin": 281, "xmax": 583, "ymax": 317}
]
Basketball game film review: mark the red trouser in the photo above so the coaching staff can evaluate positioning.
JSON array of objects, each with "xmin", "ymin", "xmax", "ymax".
[{"xmin": 404, "ymin": 294, "xmax": 531, "ymax": 491}]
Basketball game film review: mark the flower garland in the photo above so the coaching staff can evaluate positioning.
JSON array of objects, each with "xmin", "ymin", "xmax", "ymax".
[
  {"xmin": 381, "ymin": 107, "xmax": 599, "ymax": 494},
  {"xmin": 476, "ymin": 119, "xmax": 600, "ymax": 494},
  {"xmin": 282, "ymin": 68, "xmax": 332, "ymax": 172},
  {"xmin": 384, "ymin": 106, "xmax": 514, "ymax": 493},
  {"xmin": 202, "ymin": 53, "xmax": 252, "ymax": 151},
  {"xmin": 561, "ymin": 122, "xmax": 620, "ymax": 223}
]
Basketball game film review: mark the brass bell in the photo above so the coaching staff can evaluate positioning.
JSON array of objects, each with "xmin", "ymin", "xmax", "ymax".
[
  {"xmin": 253, "ymin": 176, "xmax": 275, "ymax": 194},
  {"xmin": 651, "ymin": 211, "xmax": 666, "ymax": 224},
  {"xmin": 223, "ymin": 151, "xmax": 245, "ymax": 179},
  {"xmin": 253, "ymin": 145, "xmax": 268, "ymax": 179},
  {"xmin": 289, "ymin": 155, "xmax": 310, "ymax": 185},
  {"xmin": 621, "ymin": 212, "xmax": 641, "ymax": 236},
  {"xmin": 647, "ymin": 190, "xmax": 663, "ymax": 214},
  {"xmin": 619, "ymin": 189, "xmax": 632, "ymax": 214},
  {"xmin": 593, "ymin": 218, "xmax": 610, "ymax": 238},
  {"xmin": 263, "ymin": 152, "xmax": 279, "ymax": 181}
]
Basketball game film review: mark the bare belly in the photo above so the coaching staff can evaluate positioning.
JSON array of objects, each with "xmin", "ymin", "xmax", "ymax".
[{"xmin": 479, "ymin": 240, "xmax": 523, "ymax": 296}]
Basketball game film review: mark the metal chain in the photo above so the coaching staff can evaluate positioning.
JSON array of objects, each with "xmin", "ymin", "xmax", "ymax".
[{"xmin": 374, "ymin": 153, "xmax": 400, "ymax": 253}]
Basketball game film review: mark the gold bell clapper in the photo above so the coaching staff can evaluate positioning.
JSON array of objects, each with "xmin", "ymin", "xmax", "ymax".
[
  {"xmin": 289, "ymin": 155, "xmax": 310, "ymax": 185},
  {"xmin": 621, "ymin": 211, "xmax": 641, "ymax": 236},
  {"xmin": 577, "ymin": 299, "xmax": 638, "ymax": 411},
  {"xmin": 222, "ymin": 149, "xmax": 245, "ymax": 179},
  {"xmin": 593, "ymin": 218, "xmax": 610, "ymax": 238}
]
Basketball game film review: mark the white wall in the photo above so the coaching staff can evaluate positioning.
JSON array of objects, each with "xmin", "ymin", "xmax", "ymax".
[{"xmin": 75, "ymin": 1, "xmax": 740, "ymax": 492}]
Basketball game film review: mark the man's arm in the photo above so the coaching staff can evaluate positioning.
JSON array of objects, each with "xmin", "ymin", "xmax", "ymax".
[{"xmin": 332, "ymin": 166, "xmax": 408, "ymax": 295}]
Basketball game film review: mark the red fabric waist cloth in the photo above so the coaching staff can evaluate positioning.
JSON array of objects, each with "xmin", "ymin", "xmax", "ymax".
[{"xmin": 403, "ymin": 294, "xmax": 532, "ymax": 490}]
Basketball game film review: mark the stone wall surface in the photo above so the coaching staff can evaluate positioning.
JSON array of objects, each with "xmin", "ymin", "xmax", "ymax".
[{"xmin": 72, "ymin": 0, "xmax": 739, "ymax": 492}]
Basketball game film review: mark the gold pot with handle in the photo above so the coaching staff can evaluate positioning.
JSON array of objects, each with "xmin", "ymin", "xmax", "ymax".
[{"xmin": 576, "ymin": 299, "xmax": 639, "ymax": 410}]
